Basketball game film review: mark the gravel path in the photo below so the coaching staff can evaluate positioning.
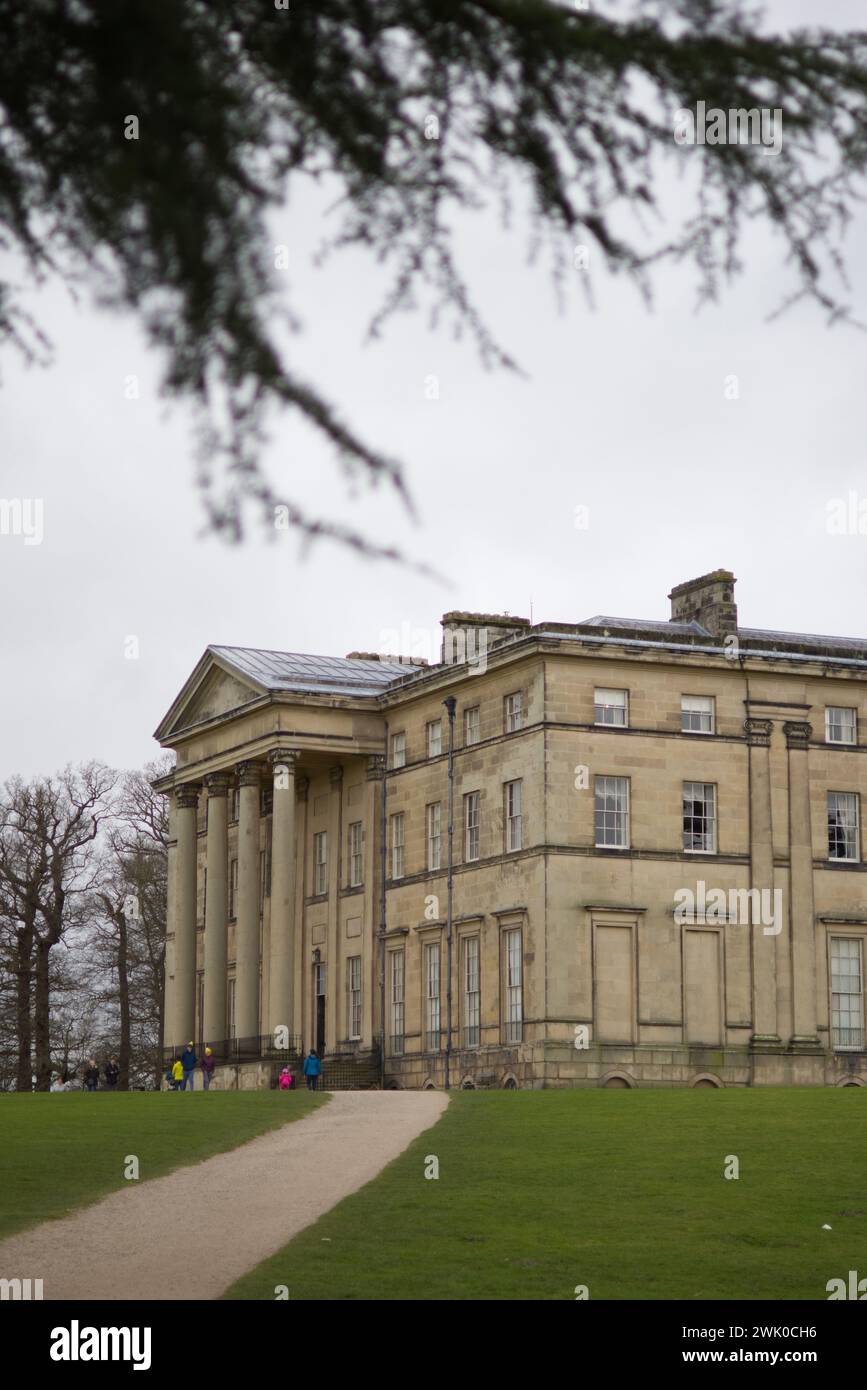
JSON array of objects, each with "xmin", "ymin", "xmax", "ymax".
[{"xmin": 0, "ymin": 1091, "xmax": 447, "ymax": 1300}]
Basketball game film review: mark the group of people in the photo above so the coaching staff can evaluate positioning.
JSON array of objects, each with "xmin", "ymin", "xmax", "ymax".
[
  {"xmin": 83, "ymin": 1056, "xmax": 121, "ymax": 1091},
  {"xmin": 276, "ymin": 1051, "xmax": 323, "ymax": 1092},
  {"xmin": 166, "ymin": 1043, "xmax": 215, "ymax": 1090},
  {"xmin": 49, "ymin": 1055, "xmax": 121, "ymax": 1091},
  {"xmin": 164, "ymin": 1045, "xmax": 324, "ymax": 1092},
  {"xmin": 47, "ymin": 1044, "xmax": 325, "ymax": 1093}
]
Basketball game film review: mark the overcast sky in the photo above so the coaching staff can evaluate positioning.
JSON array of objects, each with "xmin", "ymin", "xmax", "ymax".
[{"xmin": 2, "ymin": 0, "xmax": 866, "ymax": 782}]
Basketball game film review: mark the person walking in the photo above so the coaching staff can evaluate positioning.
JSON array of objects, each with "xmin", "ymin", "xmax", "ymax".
[
  {"xmin": 104, "ymin": 1056, "xmax": 120, "ymax": 1090},
  {"xmin": 180, "ymin": 1041, "xmax": 197, "ymax": 1091},
  {"xmin": 170, "ymin": 1058, "xmax": 184, "ymax": 1091},
  {"xmin": 200, "ymin": 1046, "xmax": 215, "ymax": 1090},
  {"xmin": 302, "ymin": 1049, "xmax": 321, "ymax": 1091},
  {"xmin": 84, "ymin": 1059, "xmax": 99, "ymax": 1092}
]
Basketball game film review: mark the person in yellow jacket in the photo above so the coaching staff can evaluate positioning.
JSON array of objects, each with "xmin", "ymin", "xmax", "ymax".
[{"xmin": 170, "ymin": 1058, "xmax": 184, "ymax": 1092}]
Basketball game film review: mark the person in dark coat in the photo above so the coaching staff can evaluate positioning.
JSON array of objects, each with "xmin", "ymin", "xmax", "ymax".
[
  {"xmin": 180, "ymin": 1042, "xmax": 197, "ymax": 1090},
  {"xmin": 84, "ymin": 1060, "xmax": 99, "ymax": 1092},
  {"xmin": 302, "ymin": 1050, "xmax": 322, "ymax": 1091},
  {"xmin": 104, "ymin": 1056, "xmax": 120, "ymax": 1089},
  {"xmin": 200, "ymin": 1047, "xmax": 215, "ymax": 1090}
]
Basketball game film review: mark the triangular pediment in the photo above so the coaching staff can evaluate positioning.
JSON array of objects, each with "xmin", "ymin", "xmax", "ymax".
[
  {"xmin": 154, "ymin": 650, "xmax": 267, "ymax": 742},
  {"xmin": 182, "ymin": 666, "xmax": 259, "ymax": 726}
]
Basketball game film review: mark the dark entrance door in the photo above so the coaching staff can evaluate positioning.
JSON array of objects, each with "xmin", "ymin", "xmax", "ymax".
[{"xmin": 314, "ymin": 962, "xmax": 326, "ymax": 1055}]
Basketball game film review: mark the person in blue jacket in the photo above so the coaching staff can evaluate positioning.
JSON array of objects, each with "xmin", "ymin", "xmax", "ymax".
[
  {"xmin": 180, "ymin": 1041, "xmax": 197, "ymax": 1091},
  {"xmin": 303, "ymin": 1049, "xmax": 322, "ymax": 1091}
]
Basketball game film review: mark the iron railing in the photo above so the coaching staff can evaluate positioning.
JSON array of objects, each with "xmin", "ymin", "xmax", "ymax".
[
  {"xmin": 162, "ymin": 1036, "xmax": 381, "ymax": 1089},
  {"xmin": 163, "ymin": 1035, "xmax": 302, "ymax": 1067}
]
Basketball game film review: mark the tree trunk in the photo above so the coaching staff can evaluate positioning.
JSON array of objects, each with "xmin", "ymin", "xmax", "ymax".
[
  {"xmin": 117, "ymin": 909, "xmax": 130, "ymax": 1089},
  {"xmin": 15, "ymin": 923, "xmax": 33, "ymax": 1092},
  {"xmin": 33, "ymin": 940, "xmax": 52, "ymax": 1091}
]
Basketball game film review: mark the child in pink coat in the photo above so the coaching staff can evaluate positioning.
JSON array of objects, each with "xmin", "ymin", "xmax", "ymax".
[{"xmin": 278, "ymin": 1067, "xmax": 294, "ymax": 1091}]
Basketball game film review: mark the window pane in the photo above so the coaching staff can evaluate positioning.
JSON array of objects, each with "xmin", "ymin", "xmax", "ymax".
[
  {"xmin": 828, "ymin": 791, "xmax": 859, "ymax": 860},
  {"xmin": 427, "ymin": 802, "xmax": 441, "ymax": 871},
  {"xmin": 505, "ymin": 693, "xmax": 523, "ymax": 732},
  {"xmin": 594, "ymin": 688, "xmax": 628, "ymax": 726},
  {"xmin": 506, "ymin": 779, "xmax": 523, "ymax": 852},
  {"xmin": 465, "ymin": 792, "xmax": 480, "ymax": 861},
  {"xmin": 463, "ymin": 937, "xmax": 480, "ymax": 1047},
  {"xmin": 425, "ymin": 942, "xmax": 441, "ymax": 1050},
  {"xmin": 683, "ymin": 781, "xmax": 716, "ymax": 852},
  {"xmin": 594, "ymin": 776, "xmax": 629, "ymax": 847},
  {"xmin": 827, "ymin": 707, "xmax": 856, "ymax": 744},
  {"xmin": 831, "ymin": 938, "xmax": 864, "ymax": 1048},
  {"xmin": 504, "ymin": 927, "xmax": 523, "ymax": 1043},
  {"xmin": 391, "ymin": 813, "xmax": 405, "ymax": 878},
  {"xmin": 681, "ymin": 695, "xmax": 714, "ymax": 733},
  {"xmin": 390, "ymin": 951, "xmax": 405, "ymax": 1054}
]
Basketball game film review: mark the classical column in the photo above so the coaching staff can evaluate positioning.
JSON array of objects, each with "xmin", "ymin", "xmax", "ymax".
[
  {"xmin": 173, "ymin": 783, "xmax": 200, "ymax": 1050},
  {"xmin": 268, "ymin": 750, "xmax": 298, "ymax": 1043},
  {"xmin": 162, "ymin": 791, "xmax": 178, "ymax": 1052},
  {"xmin": 293, "ymin": 775, "xmax": 309, "ymax": 1049},
  {"xmin": 784, "ymin": 721, "xmax": 820, "ymax": 1048},
  {"xmin": 326, "ymin": 765, "xmax": 344, "ymax": 1051},
  {"xmin": 202, "ymin": 771, "xmax": 230, "ymax": 1044},
  {"xmin": 363, "ymin": 755, "xmax": 385, "ymax": 1048},
  {"xmin": 234, "ymin": 761, "xmax": 262, "ymax": 1042},
  {"xmin": 744, "ymin": 718, "xmax": 780, "ymax": 1045}
]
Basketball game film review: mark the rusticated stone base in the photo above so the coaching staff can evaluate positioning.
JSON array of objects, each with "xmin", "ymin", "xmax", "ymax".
[{"xmin": 382, "ymin": 1041, "xmax": 867, "ymax": 1090}]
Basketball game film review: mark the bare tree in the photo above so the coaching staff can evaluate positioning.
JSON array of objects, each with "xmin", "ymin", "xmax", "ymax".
[
  {"xmin": 0, "ymin": 909, "xmax": 19, "ymax": 1090},
  {"xmin": 0, "ymin": 764, "xmax": 116, "ymax": 1090},
  {"xmin": 87, "ymin": 758, "xmax": 171, "ymax": 1087},
  {"xmin": 48, "ymin": 949, "xmax": 103, "ymax": 1086}
]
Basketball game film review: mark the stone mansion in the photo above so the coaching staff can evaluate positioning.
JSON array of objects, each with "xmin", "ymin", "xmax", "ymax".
[{"xmin": 155, "ymin": 569, "xmax": 867, "ymax": 1089}]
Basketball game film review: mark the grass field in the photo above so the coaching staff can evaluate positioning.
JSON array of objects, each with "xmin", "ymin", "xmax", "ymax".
[
  {"xmin": 0, "ymin": 1090, "xmax": 324, "ymax": 1242},
  {"xmin": 224, "ymin": 1089, "xmax": 867, "ymax": 1301}
]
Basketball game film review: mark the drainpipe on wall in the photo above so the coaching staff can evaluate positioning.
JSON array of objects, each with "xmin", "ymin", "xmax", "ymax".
[{"xmin": 443, "ymin": 696, "xmax": 456, "ymax": 1091}]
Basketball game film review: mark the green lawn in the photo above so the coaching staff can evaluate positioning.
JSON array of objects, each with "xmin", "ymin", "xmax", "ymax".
[
  {"xmin": 225, "ymin": 1089, "xmax": 867, "ymax": 1301},
  {"xmin": 0, "ymin": 1090, "xmax": 325, "ymax": 1241}
]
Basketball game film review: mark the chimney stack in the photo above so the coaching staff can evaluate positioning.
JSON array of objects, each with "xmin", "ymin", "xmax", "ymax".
[
  {"xmin": 440, "ymin": 611, "xmax": 530, "ymax": 666},
  {"xmin": 668, "ymin": 570, "xmax": 737, "ymax": 639}
]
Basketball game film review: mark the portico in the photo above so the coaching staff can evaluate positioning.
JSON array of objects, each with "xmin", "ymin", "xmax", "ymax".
[{"xmin": 154, "ymin": 645, "xmax": 398, "ymax": 1081}]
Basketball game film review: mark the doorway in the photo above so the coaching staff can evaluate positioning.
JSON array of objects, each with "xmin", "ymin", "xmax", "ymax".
[{"xmin": 314, "ymin": 961, "xmax": 326, "ymax": 1055}]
